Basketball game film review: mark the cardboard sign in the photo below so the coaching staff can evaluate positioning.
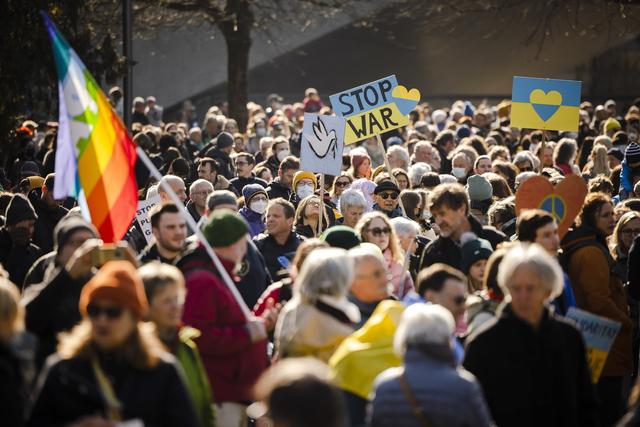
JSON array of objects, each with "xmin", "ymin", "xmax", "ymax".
[
  {"xmin": 515, "ymin": 175, "xmax": 587, "ymax": 239},
  {"xmin": 565, "ymin": 307, "xmax": 621, "ymax": 383},
  {"xmin": 135, "ymin": 195, "xmax": 161, "ymax": 243},
  {"xmin": 329, "ymin": 75, "xmax": 420, "ymax": 144},
  {"xmin": 511, "ymin": 76, "xmax": 581, "ymax": 131},
  {"xmin": 300, "ymin": 114, "xmax": 345, "ymax": 176}
]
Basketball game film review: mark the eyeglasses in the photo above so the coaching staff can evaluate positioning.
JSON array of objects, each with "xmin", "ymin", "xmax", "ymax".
[
  {"xmin": 335, "ymin": 181, "xmax": 350, "ymax": 188},
  {"xmin": 368, "ymin": 227, "xmax": 391, "ymax": 237},
  {"xmin": 87, "ymin": 304, "xmax": 124, "ymax": 319},
  {"xmin": 621, "ymin": 228, "xmax": 640, "ymax": 236},
  {"xmin": 379, "ymin": 192, "xmax": 398, "ymax": 200}
]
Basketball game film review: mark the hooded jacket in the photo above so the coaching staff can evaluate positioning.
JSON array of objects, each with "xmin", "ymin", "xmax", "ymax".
[
  {"xmin": 239, "ymin": 206, "xmax": 265, "ymax": 238},
  {"xmin": 561, "ymin": 226, "xmax": 633, "ymax": 377}
]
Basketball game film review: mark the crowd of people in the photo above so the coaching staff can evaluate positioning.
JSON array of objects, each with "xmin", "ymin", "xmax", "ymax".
[{"xmin": 3, "ymin": 87, "xmax": 640, "ymax": 427}]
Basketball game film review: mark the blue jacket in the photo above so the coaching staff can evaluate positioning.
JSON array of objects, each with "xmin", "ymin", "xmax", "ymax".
[
  {"xmin": 370, "ymin": 347, "xmax": 491, "ymax": 427},
  {"xmin": 239, "ymin": 206, "xmax": 265, "ymax": 238}
]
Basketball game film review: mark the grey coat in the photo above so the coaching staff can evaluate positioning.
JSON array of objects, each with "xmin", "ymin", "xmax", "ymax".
[{"xmin": 369, "ymin": 347, "xmax": 492, "ymax": 427}]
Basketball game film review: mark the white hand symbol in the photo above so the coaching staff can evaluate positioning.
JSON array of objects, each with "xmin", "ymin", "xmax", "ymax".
[{"xmin": 304, "ymin": 116, "xmax": 337, "ymax": 159}]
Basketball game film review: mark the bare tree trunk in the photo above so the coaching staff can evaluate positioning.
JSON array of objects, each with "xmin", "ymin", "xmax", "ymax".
[{"xmin": 219, "ymin": 0, "xmax": 253, "ymax": 132}]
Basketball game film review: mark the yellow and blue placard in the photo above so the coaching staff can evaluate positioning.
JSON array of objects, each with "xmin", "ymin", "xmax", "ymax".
[
  {"xmin": 330, "ymin": 75, "xmax": 420, "ymax": 144},
  {"xmin": 511, "ymin": 76, "xmax": 581, "ymax": 132}
]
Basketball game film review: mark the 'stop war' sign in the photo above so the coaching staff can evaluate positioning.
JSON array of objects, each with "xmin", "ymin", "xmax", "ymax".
[{"xmin": 329, "ymin": 75, "xmax": 420, "ymax": 144}]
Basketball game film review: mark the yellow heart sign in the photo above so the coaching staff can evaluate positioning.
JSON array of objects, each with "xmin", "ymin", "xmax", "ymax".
[
  {"xmin": 391, "ymin": 85, "xmax": 421, "ymax": 101},
  {"xmin": 529, "ymin": 89, "xmax": 562, "ymax": 105}
]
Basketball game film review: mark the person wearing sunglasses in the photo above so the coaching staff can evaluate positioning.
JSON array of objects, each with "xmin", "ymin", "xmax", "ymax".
[
  {"xmin": 356, "ymin": 212, "xmax": 414, "ymax": 299},
  {"xmin": 464, "ymin": 244, "xmax": 598, "ymax": 427},
  {"xmin": 229, "ymin": 152, "xmax": 268, "ymax": 195},
  {"xmin": 329, "ymin": 173, "xmax": 353, "ymax": 206},
  {"xmin": 372, "ymin": 181, "xmax": 403, "ymax": 219},
  {"xmin": 28, "ymin": 261, "xmax": 199, "ymax": 427}
]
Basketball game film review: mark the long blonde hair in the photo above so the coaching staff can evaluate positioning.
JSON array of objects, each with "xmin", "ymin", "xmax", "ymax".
[
  {"xmin": 0, "ymin": 278, "xmax": 23, "ymax": 342},
  {"xmin": 355, "ymin": 211, "xmax": 404, "ymax": 263},
  {"xmin": 588, "ymin": 144, "xmax": 611, "ymax": 177},
  {"xmin": 57, "ymin": 320, "xmax": 166, "ymax": 370}
]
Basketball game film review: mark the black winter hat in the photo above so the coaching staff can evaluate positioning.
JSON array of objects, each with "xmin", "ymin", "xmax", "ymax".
[
  {"xmin": 5, "ymin": 194, "xmax": 37, "ymax": 226},
  {"xmin": 373, "ymin": 180, "xmax": 400, "ymax": 195},
  {"xmin": 216, "ymin": 132, "xmax": 234, "ymax": 150}
]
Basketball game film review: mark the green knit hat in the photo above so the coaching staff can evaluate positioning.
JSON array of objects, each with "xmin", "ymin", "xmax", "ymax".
[{"xmin": 203, "ymin": 210, "xmax": 249, "ymax": 247}]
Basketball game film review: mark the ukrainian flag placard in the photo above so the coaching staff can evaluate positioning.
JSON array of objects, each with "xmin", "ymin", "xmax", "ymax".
[{"xmin": 511, "ymin": 76, "xmax": 581, "ymax": 132}]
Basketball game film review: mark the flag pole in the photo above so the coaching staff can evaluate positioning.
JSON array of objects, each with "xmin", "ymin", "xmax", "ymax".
[
  {"xmin": 318, "ymin": 174, "xmax": 325, "ymax": 236},
  {"xmin": 135, "ymin": 146, "xmax": 251, "ymax": 319}
]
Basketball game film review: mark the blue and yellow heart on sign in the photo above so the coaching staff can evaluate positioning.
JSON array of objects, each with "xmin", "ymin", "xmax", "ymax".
[{"xmin": 511, "ymin": 76, "xmax": 582, "ymax": 132}]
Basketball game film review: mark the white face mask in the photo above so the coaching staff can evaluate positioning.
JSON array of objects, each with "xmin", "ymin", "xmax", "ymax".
[
  {"xmin": 296, "ymin": 184, "xmax": 314, "ymax": 199},
  {"xmin": 256, "ymin": 127, "xmax": 267, "ymax": 137},
  {"xmin": 277, "ymin": 149, "xmax": 290, "ymax": 162},
  {"xmin": 452, "ymin": 167, "xmax": 467, "ymax": 179},
  {"xmin": 250, "ymin": 200, "xmax": 268, "ymax": 215}
]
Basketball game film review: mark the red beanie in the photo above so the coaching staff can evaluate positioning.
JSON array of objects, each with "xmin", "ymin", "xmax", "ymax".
[{"xmin": 79, "ymin": 261, "xmax": 148, "ymax": 319}]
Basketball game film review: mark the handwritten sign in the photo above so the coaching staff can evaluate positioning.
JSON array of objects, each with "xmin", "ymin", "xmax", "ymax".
[
  {"xmin": 565, "ymin": 307, "xmax": 621, "ymax": 383},
  {"xmin": 135, "ymin": 195, "xmax": 161, "ymax": 243},
  {"xmin": 330, "ymin": 75, "xmax": 420, "ymax": 144},
  {"xmin": 300, "ymin": 114, "xmax": 345, "ymax": 176}
]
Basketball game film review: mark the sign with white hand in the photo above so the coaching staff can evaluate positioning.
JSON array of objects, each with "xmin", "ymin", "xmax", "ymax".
[{"xmin": 301, "ymin": 113, "xmax": 345, "ymax": 176}]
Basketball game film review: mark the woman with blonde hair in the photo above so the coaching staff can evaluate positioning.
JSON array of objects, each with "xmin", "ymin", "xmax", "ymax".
[
  {"xmin": 28, "ymin": 261, "xmax": 199, "ymax": 427},
  {"xmin": 355, "ymin": 211, "xmax": 414, "ymax": 298},
  {"xmin": 294, "ymin": 195, "xmax": 330, "ymax": 238},
  {"xmin": 611, "ymin": 211, "xmax": 640, "ymax": 281},
  {"xmin": 584, "ymin": 144, "xmax": 611, "ymax": 178},
  {"xmin": 0, "ymin": 276, "xmax": 34, "ymax": 427},
  {"xmin": 330, "ymin": 173, "xmax": 353, "ymax": 206}
]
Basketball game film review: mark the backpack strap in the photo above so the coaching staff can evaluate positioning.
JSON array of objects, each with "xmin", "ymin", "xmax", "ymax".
[{"xmin": 398, "ymin": 371, "xmax": 433, "ymax": 427}]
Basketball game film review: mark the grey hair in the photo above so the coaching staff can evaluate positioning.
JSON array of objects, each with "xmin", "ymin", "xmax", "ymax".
[
  {"xmin": 408, "ymin": 162, "xmax": 432, "ymax": 187},
  {"xmin": 158, "ymin": 175, "xmax": 183, "ymax": 194},
  {"xmin": 388, "ymin": 145, "xmax": 410, "ymax": 170},
  {"xmin": 339, "ymin": 188, "xmax": 367, "ymax": 211},
  {"xmin": 497, "ymin": 243, "xmax": 564, "ymax": 300},
  {"xmin": 390, "ymin": 217, "xmax": 421, "ymax": 238},
  {"xmin": 393, "ymin": 303, "xmax": 454, "ymax": 356},
  {"xmin": 348, "ymin": 243, "xmax": 385, "ymax": 267},
  {"xmin": 513, "ymin": 151, "xmax": 535, "ymax": 167},
  {"xmin": 189, "ymin": 178, "xmax": 214, "ymax": 195},
  {"xmin": 296, "ymin": 248, "xmax": 353, "ymax": 304}
]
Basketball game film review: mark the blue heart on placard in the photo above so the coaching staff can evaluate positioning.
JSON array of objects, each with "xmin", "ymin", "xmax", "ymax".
[{"xmin": 529, "ymin": 89, "xmax": 562, "ymax": 122}]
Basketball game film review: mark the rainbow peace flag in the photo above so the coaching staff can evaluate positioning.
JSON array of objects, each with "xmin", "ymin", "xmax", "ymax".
[
  {"xmin": 511, "ymin": 76, "xmax": 582, "ymax": 132},
  {"xmin": 43, "ymin": 13, "xmax": 138, "ymax": 243}
]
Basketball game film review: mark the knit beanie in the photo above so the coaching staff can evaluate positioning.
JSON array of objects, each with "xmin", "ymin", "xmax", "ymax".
[
  {"xmin": 79, "ymin": 261, "xmax": 148, "ymax": 319},
  {"xmin": 216, "ymin": 132, "xmax": 234, "ymax": 149},
  {"xmin": 465, "ymin": 174, "xmax": 493, "ymax": 202},
  {"xmin": 242, "ymin": 183, "xmax": 267, "ymax": 203},
  {"xmin": 292, "ymin": 171, "xmax": 318, "ymax": 191},
  {"xmin": 460, "ymin": 233, "xmax": 493, "ymax": 275},
  {"xmin": 5, "ymin": 194, "xmax": 37, "ymax": 226},
  {"xmin": 604, "ymin": 118, "xmax": 622, "ymax": 134},
  {"xmin": 54, "ymin": 215, "xmax": 98, "ymax": 250},
  {"xmin": 625, "ymin": 143, "xmax": 640, "ymax": 167},
  {"xmin": 320, "ymin": 225, "xmax": 361, "ymax": 250},
  {"xmin": 203, "ymin": 210, "xmax": 249, "ymax": 247}
]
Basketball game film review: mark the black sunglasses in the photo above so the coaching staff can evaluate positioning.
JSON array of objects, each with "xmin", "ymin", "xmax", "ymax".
[
  {"xmin": 369, "ymin": 227, "xmax": 391, "ymax": 237},
  {"xmin": 379, "ymin": 192, "xmax": 398, "ymax": 200},
  {"xmin": 87, "ymin": 304, "xmax": 124, "ymax": 319},
  {"xmin": 335, "ymin": 181, "xmax": 350, "ymax": 187}
]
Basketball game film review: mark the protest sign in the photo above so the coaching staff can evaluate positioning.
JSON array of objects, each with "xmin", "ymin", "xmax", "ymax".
[
  {"xmin": 511, "ymin": 76, "xmax": 581, "ymax": 131},
  {"xmin": 565, "ymin": 307, "xmax": 621, "ymax": 383},
  {"xmin": 330, "ymin": 75, "xmax": 420, "ymax": 144},
  {"xmin": 135, "ymin": 195, "xmax": 161, "ymax": 243},
  {"xmin": 515, "ymin": 174, "xmax": 587, "ymax": 239},
  {"xmin": 300, "ymin": 113, "xmax": 345, "ymax": 176}
]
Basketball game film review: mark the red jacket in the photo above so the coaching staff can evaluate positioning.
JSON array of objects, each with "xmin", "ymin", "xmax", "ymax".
[{"xmin": 179, "ymin": 245, "xmax": 269, "ymax": 403}]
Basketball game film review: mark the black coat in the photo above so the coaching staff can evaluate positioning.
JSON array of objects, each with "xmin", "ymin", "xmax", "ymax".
[
  {"xmin": 0, "ymin": 228, "xmax": 43, "ymax": 289},
  {"xmin": 0, "ymin": 333, "xmax": 37, "ymax": 427},
  {"xmin": 28, "ymin": 353, "xmax": 199, "ymax": 427},
  {"xmin": 463, "ymin": 304, "xmax": 598, "ymax": 427},
  {"xmin": 253, "ymin": 232, "xmax": 304, "ymax": 279},
  {"xmin": 229, "ymin": 174, "xmax": 268, "ymax": 195},
  {"xmin": 23, "ymin": 268, "xmax": 88, "ymax": 368},
  {"xmin": 628, "ymin": 234, "xmax": 640, "ymax": 299},
  {"xmin": 235, "ymin": 240, "xmax": 272, "ymax": 308},
  {"xmin": 203, "ymin": 147, "xmax": 235, "ymax": 180},
  {"xmin": 29, "ymin": 191, "xmax": 68, "ymax": 253},
  {"xmin": 419, "ymin": 214, "xmax": 506, "ymax": 271},
  {"xmin": 266, "ymin": 178, "xmax": 291, "ymax": 202}
]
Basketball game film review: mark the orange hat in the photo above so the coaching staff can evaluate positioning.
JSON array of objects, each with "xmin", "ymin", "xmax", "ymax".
[{"xmin": 79, "ymin": 261, "xmax": 148, "ymax": 319}]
